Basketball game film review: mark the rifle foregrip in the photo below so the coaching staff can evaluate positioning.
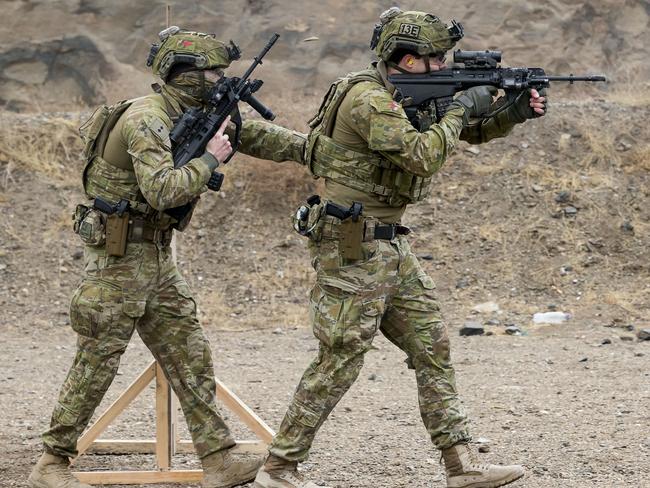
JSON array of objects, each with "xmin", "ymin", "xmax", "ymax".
[{"xmin": 247, "ymin": 94, "xmax": 275, "ymax": 120}]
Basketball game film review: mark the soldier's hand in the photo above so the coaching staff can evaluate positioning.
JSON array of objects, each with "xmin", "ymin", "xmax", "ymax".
[
  {"xmin": 206, "ymin": 116, "xmax": 232, "ymax": 164},
  {"xmin": 509, "ymin": 88, "xmax": 547, "ymax": 122},
  {"xmin": 529, "ymin": 88, "xmax": 547, "ymax": 116},
  {"xmin": 453, "ymin": 86, "xmax": 498, "ymax": 121}
]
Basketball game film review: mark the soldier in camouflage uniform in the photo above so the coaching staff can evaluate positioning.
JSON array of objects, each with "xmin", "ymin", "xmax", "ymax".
[
  {"xmin": 28, "ymin": 27, "xmax": 302, "ymax": 488},
  {"xmin": 253, "ymin": 9, "xmax": 547, "ymax": 488}
]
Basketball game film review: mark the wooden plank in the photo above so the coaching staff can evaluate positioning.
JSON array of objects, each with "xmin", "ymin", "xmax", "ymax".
[
  {"xmin": 178, "ymin": 439, "xmax": 269, "ymax": 455},
  {"xmin": 74, "ymin": 470, "xmax": 203, "ymax": 484},
  {"xmin": 215, "ymin": 379, "xmax": 275, "ymax": 444},
  {"xmin": 74, "ymin": 362, "xmax": 156, "ymax": 459},
  {"xmin": 87, "ymin": 439, "xmax": 267, "ymax": 455},
  {"xmin": 155, "ymin": 363, "xmax": 172, "ymax": 470}
]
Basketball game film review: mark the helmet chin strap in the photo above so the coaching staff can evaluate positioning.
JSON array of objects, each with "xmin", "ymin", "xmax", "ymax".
[
  {"xmin": 387, "ymin": 60, "xmax": 411, "ymax": 74},
  {"xmin": 422, "ymin": 54, "xmax": 431, "ymax": 73},
  {"xmin": 198, "ymin": 69, "xmax": 209, "ymax": 103}
]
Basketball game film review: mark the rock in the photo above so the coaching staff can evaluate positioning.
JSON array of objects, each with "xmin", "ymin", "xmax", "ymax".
[
  {"xmin": 272, "ymin": 327, "xmax": 284, "ymax": 335},
  {"xmin": 532, "ymin": 184, "xmax": 543, "ymax": 192},
  {"xmin": 72, "ymin": 250, "xmax": 84, "ymax": 260},
  {"xmin": 621, "ymin": 221, "xmax": 634, "ymax": 233},
  {"xmin": 459, "ymin": 323, "xmax": 485, "ymax": 336},
  {"xmin": 478, "ymin": 444, "xmax": 491, "ymax": 453},
  {"xmin": 579, "ymin": 357, "xmax": 588, "ymax": 362},
  {"xmin": 464, "ymin": 146, "xmax": 480, "ymax": 155},
  {"xmin": 368, "ymin": 373, "xmax": 377, "ymax": 381},
  {"xmin": 472, "ymin": 301, "xmax": 500, "ymax": 314},
  {"xmin": 521, "ymin": 142, "xmax": 529, "ymax": 149},
  {"xmin": 637, "ymin": 329, "xmax": 650, "ymax": 341},
  {"xmin": 563, "ymin": 206, "xmax": 578, "ymax": 216},
  {"xmin": 456, "ymin": 277, "xmax": 471, "ymax": 289},
  {"xmin": 601, "ymin": 338, "xmax": 612, "ymax": 345},
  {"xmin": 533, "ymin": 312, "xmax": 571, "ymax": 324},
  {"xmin": 417, "ymin": 253, "xmax": 434, "ymax": 261},
  {"xmin": 485, "ymin": 318, "xmax": 501, "ymax": 326},
  {"xmin": 620, "ymin": 336, "xmax": 634, "ymax": 342},
  {"xmin": 555, "ymin": 191, "xmax": 571, "ymax": 203},
  {"xmin": 505, "ymin": 326, "xmax": 521, "ymax": 335}
]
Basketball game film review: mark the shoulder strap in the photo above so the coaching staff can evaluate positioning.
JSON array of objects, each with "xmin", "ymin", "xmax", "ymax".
[
  {"xmin": 94, "ymin": 100, "xmax": 134, "ymax": 159},
  {"xmin": 322, "ymin": 70, "xmax": 382, "ymax": 137}
]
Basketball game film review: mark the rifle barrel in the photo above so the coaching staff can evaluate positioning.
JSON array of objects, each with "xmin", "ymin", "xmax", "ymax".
[
  {"xmin": 240, "ymin": 33, "xmax": 280, "ymax": 82},
  {"xmin": 539, "ymin": 75, "xmax": 607, "ymax": 82}
]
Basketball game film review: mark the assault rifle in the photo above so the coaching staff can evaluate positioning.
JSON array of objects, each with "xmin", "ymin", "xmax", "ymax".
[
  {"xmin": 166, "ymin": 33, "xmax": 279, "ymax": 224},
  {"xmin": 387, "ymin": 50, "xmax": 607, "ymax": 128}
]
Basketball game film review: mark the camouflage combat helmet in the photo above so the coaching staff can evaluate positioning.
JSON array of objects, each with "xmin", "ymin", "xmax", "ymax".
[
  {"xmin": 147, "ymin": 26, "xmax": 241, "ymax": 81},
  {"xmin": 370, "ymin": 7, "xmax": 464, "ymax": 63}
]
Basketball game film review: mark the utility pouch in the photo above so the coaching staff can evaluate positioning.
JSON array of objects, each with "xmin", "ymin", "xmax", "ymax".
[
  {"xmin": 292, "ymin": 195, "xmax": 323, "ymax": 240},
  {"xmin": 74, "ymin": 205, "xmax": 106, "ymax": 246},
  {"xmin": 105, "ymin": 213, "xmax": 129, "ymax": 257},
  {"xmin": 339, "ymin": 219, "xmax": 364, "ymax": 260},
  {"xmin": 73, "ymin": 204, "xmax": 91, "ymax": 234}
]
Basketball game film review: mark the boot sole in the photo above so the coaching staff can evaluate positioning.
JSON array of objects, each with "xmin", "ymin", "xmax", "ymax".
[
  {"xmin": 450, "ymin": 470, "xmax": 525, "ymax": 488},
  {"xmin": 208, "ymin": 475, "xmax": 258, "ymax": 488}
]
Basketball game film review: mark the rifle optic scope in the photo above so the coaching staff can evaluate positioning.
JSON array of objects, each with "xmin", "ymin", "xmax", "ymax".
[{"xmin": 454, "ymin": 50, "xmax": 502, "ymax": 63}]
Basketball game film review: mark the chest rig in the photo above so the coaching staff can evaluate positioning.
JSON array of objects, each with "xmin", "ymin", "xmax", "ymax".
[{"xmin": 304, "ymin": 68, "xmax": 436, "ymax": 208}]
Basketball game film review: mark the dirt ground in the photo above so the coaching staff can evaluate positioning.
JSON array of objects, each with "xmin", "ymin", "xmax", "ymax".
[{"xmin": 2, "ymin": 312, "xmax": 649, "ymax": 488}]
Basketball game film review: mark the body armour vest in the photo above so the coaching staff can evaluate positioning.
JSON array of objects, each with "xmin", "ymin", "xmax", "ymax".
[
  {"xmin": 78, "ymin": 94, "xmax": 180, "ymax": 229},
  {"xmin": 304, "ymin": 67, "xmax": 435, "ymax": 208}
]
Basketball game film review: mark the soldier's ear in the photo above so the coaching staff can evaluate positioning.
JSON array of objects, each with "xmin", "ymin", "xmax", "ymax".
[{"xmin": 403, "ymin": 55, "xmax": 416, "ymax": 69}]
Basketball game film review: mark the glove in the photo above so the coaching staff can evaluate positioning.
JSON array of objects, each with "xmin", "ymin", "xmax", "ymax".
[
  {"xmin": 506, "ymin": 88, "xmax": 548, "ymax": 123},
  {"xmin": 450, "ymin": 86, "xmax": 498, "ymax": 123}
]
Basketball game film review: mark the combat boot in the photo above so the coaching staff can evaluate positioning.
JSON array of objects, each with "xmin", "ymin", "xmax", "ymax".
[
  {"xmin": 201, "ymin": 448, "xmax": 263, "ymax": 488},
  {"xmin": 28, "ymin": 452, "xmax": 92, "ymax": 488},
  {"xmin": 253, "ymin": 455, "xmax": 329, "ymax": 488},
  {"xmin": 442, "ymin": 443, "xmax": 525, "ymax": 488}
]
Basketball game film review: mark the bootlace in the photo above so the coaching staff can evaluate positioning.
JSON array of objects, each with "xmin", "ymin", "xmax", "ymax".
[{"xmin": 463, "ymin": 444, "xmax": 488, "ymax": 471}]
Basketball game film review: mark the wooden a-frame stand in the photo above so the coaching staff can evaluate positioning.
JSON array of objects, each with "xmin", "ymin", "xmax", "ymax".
[{"xmin": 71, "ymin": 360, "xmax": 274, "ymax": 485}]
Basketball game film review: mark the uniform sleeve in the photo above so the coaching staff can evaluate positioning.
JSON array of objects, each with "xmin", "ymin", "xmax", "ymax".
[
  {"xmin": 122, "ymin": 104, "xmax": 218, "ymax": 211},
  {"xmin": 238, "ymin": 119, "xmax": 307, "ymax": 164},
  {"xmin": 347, "ymin": 83, "xmax": 466, "ymax": 178},
  {"xmin": 459, "ymin": 99, "xmax": 518, "ymax": 144}
]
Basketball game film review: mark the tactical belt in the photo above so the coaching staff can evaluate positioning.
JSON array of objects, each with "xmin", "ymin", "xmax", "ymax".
[
  {"xmin": 373, "ymin": 223, "xmax": 410, "ymax": 240},
  {"xmin": 128, "ymin": 218, "xmax": 173, "ymax": 245},
  {"xmin": 323, "ymin": 201, "xmax": 410, "ymax": 241}
]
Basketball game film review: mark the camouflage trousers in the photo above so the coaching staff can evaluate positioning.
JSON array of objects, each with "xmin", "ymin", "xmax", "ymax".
[
  {"xmin": 42, "ymin": 241, "xmax": 235, "ymax": 459},
  {"xmin": 269, "ymin": 233, "xmax": 471, "ymax": 461}
]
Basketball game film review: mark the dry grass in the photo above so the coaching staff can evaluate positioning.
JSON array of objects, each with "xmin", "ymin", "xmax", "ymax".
[
  {"xmin": 0, "ymin": 114, "xmax": 83, "ymax": 189},
  {"xmin": 606, "ymin": 68, "xmax": 650, "ymax": 107}
]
